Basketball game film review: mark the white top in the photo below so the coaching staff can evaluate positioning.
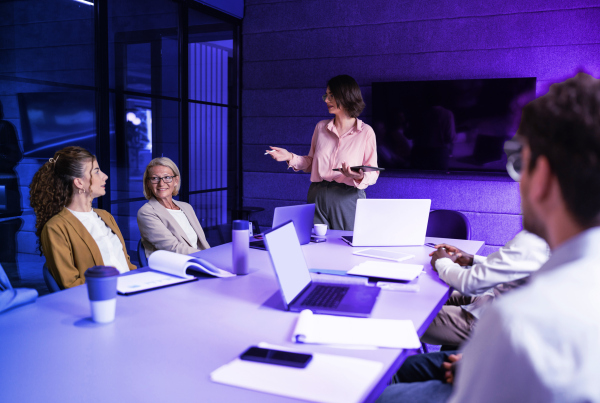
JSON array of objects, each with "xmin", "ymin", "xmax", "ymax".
[
  {"xmin": 67, "ymin": 208, "xmax": 131, "ymax": 274},
  {"xmin": 450, "ymin": 227, "xmax": 600, "ymax": 403},
  {"xmin": 435, "ymin": 230, "xmax": 549, "ymax": 319},
  {"xmin": 167, "ymin": 209, "xmax": 199, "ymax": 247}
]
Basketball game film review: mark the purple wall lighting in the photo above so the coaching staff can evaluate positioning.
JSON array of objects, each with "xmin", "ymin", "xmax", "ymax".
[{"xmin": 241, "ymin": 0, "xmax": 600, "ymax": 254}]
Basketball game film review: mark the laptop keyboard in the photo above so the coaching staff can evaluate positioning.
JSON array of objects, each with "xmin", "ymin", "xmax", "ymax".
[{"xmin": 301, "ymin": 285, "xmax": 349, "ymax": 308}]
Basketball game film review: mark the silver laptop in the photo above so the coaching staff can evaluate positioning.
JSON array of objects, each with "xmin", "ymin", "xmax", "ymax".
[
  {"xmin": 250, "ymin": 204, "xmax": 315, "ymax": 250},
  {"xmin": 264, "ymin": 220, "xmax": 380, "ymax": 317},
  {"xmin": 342, "ymin": 199, "xmax": 431, "ymax": 247}
]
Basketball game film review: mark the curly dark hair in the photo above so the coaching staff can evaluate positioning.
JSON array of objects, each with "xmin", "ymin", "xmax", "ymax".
[
  {"xmin": 29, "ymin": 146, "xmax": 96, "ymax": 254},
  {"xmin": 327, "ymin": 75, "xmax": 365, "ymax": 118},
  {"xmin": 518, "ymin": 72, "xmax": 600, "ymax": 227}
]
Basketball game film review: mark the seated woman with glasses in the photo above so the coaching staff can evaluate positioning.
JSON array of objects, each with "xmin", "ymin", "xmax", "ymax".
[
  {"xmin": 137, "ymin": 157, "xmax": 210, "ymax": 260},
  {"xmin": 30, "ymin": 146, "xmax": 136, "ymax": 289}
]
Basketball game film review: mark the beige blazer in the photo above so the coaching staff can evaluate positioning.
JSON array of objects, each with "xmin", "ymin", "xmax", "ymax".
[
  {"xmin": 137, "ymin": 198, "xmax": 210, "ymax": 258},
  {"xmin": 40, "ymin": 208, "xmax": 136, "ymax": 289}
]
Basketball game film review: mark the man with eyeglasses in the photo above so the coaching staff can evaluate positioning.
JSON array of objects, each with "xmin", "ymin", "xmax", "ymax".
[{"xmin": 377, "ymin": 73, "xmax": 600, "ymax": 402}]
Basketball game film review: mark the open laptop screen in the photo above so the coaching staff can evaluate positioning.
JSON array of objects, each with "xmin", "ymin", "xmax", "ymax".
[{"xmin": 264, "ymin": 221, "xmax": 312, "ymax": 306}]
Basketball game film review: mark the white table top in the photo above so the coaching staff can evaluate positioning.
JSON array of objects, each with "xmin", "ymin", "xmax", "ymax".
[{"xmin": 0, "ymin": 231, "xmax": 483, "ymax": 403}]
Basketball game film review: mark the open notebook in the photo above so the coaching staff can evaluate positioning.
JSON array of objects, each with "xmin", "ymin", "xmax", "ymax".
[{"xmin": 117, "ymin": 250, "xmax": 234, "ymax": 295}]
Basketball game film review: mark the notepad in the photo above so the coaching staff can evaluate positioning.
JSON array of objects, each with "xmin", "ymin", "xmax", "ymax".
[
  {"xmin": 210, "ymin": 343, "xmax": 383, "ymax": 403},
  {"xmin": 347, "ymin": 261, "xmax": 423, "ymax": 282},
  {"xmin": 292, "ymin": 310, "xmax": 421, "ymax": 349},
  {"xmin": 117, "ymin": 250, "xmax": 234, "ymax": 295}
]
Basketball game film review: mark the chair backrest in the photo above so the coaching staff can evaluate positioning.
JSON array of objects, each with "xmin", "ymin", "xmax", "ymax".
[
  {"xmin": 426, "ymin": 210, "xmax": 471, "ymax": 240},
  {"xmin": 0, "ymin": 262, "xmax": 13, "ymax": 291},
  {"xmin": 43, "ymin": 264, "xmax": 62, "ymax": 293},
  {"xmin": 137, "ymin": 239, "xmax": 148, "ymax": 267}
]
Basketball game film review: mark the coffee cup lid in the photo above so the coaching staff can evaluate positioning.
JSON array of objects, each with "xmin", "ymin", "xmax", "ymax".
[{"xmin": 85, "ymin": 266, "xmax": 119, "ymax": 278}]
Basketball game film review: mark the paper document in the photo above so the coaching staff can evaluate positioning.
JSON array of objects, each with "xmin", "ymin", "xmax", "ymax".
[
  {"xmin": 347, "ymin": 261, "xmax": 423, "ymax": 281},
  {"xmin": 352, "ymin": 248, "xmax": 414, "ymax": 262},
  {"xmin": 117, "ymin": 250, "xmax": 234, "ymax": 295},
  {"xmin": 292, "ymin": 310, "xmax": 421, "ymax": 349},
  {"xmin": 117, "ymin": 271, "xmax": 196, "ymax": 294},
  {"xmin": 210, "ymin": 343, "xmax": 383, "ymax": 403}
]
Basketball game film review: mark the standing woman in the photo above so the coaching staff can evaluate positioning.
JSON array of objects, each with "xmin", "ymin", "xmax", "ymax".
[
  {"xmin": 268, "ymin": 75, "xmax": 379, "ymax": 230},
  {"xmin": 30, "ymin": 146, "xmax": 135, "ymax": 289}
]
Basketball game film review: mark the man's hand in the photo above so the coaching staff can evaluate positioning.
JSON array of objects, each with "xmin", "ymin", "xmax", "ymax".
[
  {"xmin": 340, "ymin": 161, "xmax": 364, "ymax": 181},
  {"xmin": 442, "ymin": 353, "xmax": 462, "ymax": 384},
  {"xmin": 267, "ymin": 146, "xmax": 292, "ymax": 162},
  {"xmin": 429, "ymin": 243, "xmax": 474, "ymax": 267},
  {"xmin": 430, "ymin": 247, "xmax": 454, "ymax": 270}
]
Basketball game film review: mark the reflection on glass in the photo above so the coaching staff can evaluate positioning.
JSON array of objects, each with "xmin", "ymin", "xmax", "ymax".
[
  {"xmin": 189, "ymin": 104, "xmax": 228, "ymax": 193},
  {"xmin": 108, "ymin": 0, "xmax": 179, "ymax": 95},
  {"xmin": 18, "ymin": 91, "xmax": 96, "ymax": 158}
]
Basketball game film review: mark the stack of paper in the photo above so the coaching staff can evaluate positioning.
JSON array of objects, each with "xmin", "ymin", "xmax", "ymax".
[
  {"xmin": 210, "ymin": 343, "xmax": 383, "ymax": 403},
  {"xmin": 347, "ymin": 260, "xmax": 423, "ymax": 281},
  {"xmin": 292, "ymin": 310, "xmax": 421, "ymax": 349}
]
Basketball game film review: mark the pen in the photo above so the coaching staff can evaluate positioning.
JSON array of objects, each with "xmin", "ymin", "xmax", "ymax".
[
  {"xmin": 264, "ymin": 150, "xmax": 274, "ymax": 155},
  {"xmin": 424, "ymin": 243, "xmax": 437, "ymax": 248}
]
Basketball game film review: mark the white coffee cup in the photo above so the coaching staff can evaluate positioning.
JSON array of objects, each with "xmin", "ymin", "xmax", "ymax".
[
  {"xmin": 90, "ymin": 299, "xmax": 117, "ymax": 323},
  {"xmin": 314, "ymin": 224, "xmax": 328, "ymax": 237}
]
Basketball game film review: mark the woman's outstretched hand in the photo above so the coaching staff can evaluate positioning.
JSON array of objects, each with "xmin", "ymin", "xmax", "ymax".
[{"xmin": 266, "ymin": 146, "xmax": 292, "ymax": 162}]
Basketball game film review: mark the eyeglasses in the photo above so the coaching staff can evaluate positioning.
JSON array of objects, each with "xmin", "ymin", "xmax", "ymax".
[
  {"xmin": 149, "ymin": 175, "xmax": 176, "ymax": 184},
  {"xmin": 322, "ymin": 93, "xmax": 334, "ymax": 101},
  {"xmin": 505, "ymin": 144, "xmax": 523, "ymax": 182}
]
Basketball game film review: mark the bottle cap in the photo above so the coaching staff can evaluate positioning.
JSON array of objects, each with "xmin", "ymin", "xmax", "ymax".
[{"xmin": 232, "ymin": 220, "xmax": 249, "ymax": 230}]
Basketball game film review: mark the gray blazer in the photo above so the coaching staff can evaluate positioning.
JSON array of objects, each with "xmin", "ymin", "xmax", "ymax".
[{"xmin": 137, "ymin": 198, "xmax": 210, "ymax": 258}]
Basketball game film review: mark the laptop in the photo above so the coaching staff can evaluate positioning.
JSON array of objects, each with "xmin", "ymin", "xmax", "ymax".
[
  {"xmin": 342, "ymin": 199, "xmax": 431, "ymax": 247},
  {"xmin": 264, "ymin": 220, "xmax": 380, "ymax": 317},
  {"xmin": 250, "ymin": 204, "xmax": 315, "ymax": 251}
]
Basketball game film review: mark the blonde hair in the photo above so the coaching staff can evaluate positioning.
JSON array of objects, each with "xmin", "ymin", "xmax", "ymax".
[{"xmin": 142, "ymin": 157, "xmax": 181, "ymax": 200}]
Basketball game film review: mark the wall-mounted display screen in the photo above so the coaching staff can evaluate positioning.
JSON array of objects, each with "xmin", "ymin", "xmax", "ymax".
[{"xmin": 372, "ymin": 77, "xmax": 536, "ymax": 174}]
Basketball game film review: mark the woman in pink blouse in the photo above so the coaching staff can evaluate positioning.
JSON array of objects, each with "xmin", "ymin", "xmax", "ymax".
[{"xmin": 267, "ymin": 75, "xmax": 379, "ymax": 230}]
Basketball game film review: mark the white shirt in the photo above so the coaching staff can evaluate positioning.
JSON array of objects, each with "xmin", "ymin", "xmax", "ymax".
[
  {"xmin": 67, "ymin": 208, "xmax": 131, "ymax": 274},
  {"xmin": 167, "ymin": 209, "xmax": 199, "ymax": 247},
  {"xmin": 450, "ymin": 226, "xmax": 600, "ymax": 403},
  {"xmin": 435, "ymin": 230, "xmax": 549, "ymax": 319}
]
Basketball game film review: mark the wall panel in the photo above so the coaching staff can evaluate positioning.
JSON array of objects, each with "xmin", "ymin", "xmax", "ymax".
[
  {"xmin": 244, "ymin": 8, "xmax": 600, "ymax": 62},
  {"xmin": 245, "ymin": 1, "xmax": 600, "ymax": 34}
]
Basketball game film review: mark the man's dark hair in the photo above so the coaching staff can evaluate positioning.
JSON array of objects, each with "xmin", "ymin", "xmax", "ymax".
[
  {"xmin": 518, "ymin": 72, "xmax": 600, "ymax": 227},
  {"xmin": 327, "ymin": 75, "xmax": 365, "ymax": 118}
]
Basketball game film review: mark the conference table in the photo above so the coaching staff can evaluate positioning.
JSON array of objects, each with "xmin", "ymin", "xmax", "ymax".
[{"xmin": 0, "ymin": 230, "xmax": 483, "ymax": 403}]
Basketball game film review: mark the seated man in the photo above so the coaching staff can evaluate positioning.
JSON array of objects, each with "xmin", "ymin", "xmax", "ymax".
[
  {"xmin": 422, "ymin": 230, "xmax": 549, "ymax": 346},
  {"xmin": 378, "ymin": 72, "xmax": 600, "ymax": 402}
]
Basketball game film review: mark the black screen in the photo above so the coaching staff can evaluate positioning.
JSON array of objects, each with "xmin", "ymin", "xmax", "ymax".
[{"xmin": 372, "ymin": 77, "xmax": 536, "ymax": 173}]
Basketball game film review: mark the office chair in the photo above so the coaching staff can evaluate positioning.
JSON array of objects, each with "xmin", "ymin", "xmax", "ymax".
[
  {"xmin": 43, "ymin": 264, "xmax": 62, "ymax": 293},
  {"xmin": 0, "ymin": 262, "xmax": 13, "ymax": 291},
  {"xmin": 137, "ymin": 239, "xmax": 149, "ymax": 267},
  {"xmin": 426, "ymin": 209, "xmax": 471, "ymax": 240}
]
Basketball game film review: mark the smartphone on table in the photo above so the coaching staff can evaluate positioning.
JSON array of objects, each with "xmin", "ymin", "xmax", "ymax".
[{"xmin": 239, "ymin": 346, "xmax": 313, "ymax": 368}]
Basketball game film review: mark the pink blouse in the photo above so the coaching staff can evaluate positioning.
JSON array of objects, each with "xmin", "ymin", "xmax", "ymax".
[{"xmin": 288, "ymin": 118, "xmax": 379, "ymax": 190}]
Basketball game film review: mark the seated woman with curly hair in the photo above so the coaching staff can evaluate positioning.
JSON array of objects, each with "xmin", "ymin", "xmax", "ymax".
[{"xmin": 29, "ymin": 146, "xmax": 135, "ymax": 289}]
